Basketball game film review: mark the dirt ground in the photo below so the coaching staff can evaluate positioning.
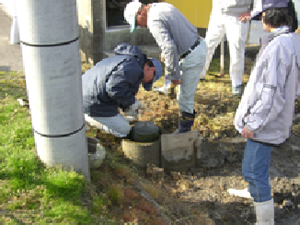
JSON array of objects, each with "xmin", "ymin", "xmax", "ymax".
[
  {"xmin": 138, "ymin": 135, "xmax": 300, "ymax": 225},
  {"xmin": 93, "ymin": 64, "xmax": 300, "ymax": 224}
]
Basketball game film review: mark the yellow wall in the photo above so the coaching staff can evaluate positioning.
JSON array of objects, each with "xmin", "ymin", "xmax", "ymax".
[{"xmin": 164, "ymin": 0, "xmax": 212, "ymax": 29}]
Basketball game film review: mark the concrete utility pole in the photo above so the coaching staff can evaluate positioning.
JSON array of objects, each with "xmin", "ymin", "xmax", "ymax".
[{"xmin": 17, "ymin": 0, "xmax": 90, "ymax": 180}]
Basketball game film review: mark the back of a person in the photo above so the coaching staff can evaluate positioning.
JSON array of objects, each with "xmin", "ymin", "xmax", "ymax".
[
  {"xmin": 147, "ymin": 2, "xmax": 198, "ymax": 55},
  {"xmin": 82, "ymin": 43, "xmax": 147, "ymax": 117},
  {"xmin": 82, "ymin": 54, "xmax": 140, "ymax": 117},
  {"xmin": 82, "ymin": 55, "xmax": 126, "ymax": 116}
]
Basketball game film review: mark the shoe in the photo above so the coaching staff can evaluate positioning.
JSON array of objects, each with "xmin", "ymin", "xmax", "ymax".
[
  {"xmin": 227, "ymin": 187, "xmax": 252, "ymax": 199},
  {"xmin": 172, "ymin": 111, "xmax": 196, "ymax": 134},
  {"xmin": 254, "ymin": 199, "xmax": 274, "ymax": 225},
  {"xmin": 199, "ymin": 74, "xmax": 206, "ymax": 82},
  {"xmin": 232, "ymin": 85, "xmax": 242, "ymax": 96},
  {"xmin": 153, "ymin": 86, "xmax": 169, "ymax": 96}
]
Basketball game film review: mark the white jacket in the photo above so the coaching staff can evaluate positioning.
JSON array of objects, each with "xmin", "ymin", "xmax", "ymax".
[
  {"xmin": 212, "ymin": 0, "xmax": 253, "ymax": 16},
  {"xmin": 235, "ymin": 29, "xmax": 300, "ymax": 144}
]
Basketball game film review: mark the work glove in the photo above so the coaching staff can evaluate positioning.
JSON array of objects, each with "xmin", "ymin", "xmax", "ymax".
[{"xmin": 124, "ymin": 99, "xmax": 142, "ymax": 119}]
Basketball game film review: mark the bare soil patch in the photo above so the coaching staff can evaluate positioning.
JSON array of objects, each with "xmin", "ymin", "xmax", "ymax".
[{"xmin": 93, "ymin": 71, "xmax": 300, "ymax": 224}]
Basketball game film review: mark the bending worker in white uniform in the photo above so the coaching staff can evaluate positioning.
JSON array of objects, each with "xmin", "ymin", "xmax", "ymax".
[
  {"xmin": 124, "ymin": 2, "xmax": 207, "ymax": 133},
  {"xmin": 200, "ymin": 0, "xmax": 254, "ymax": 96}
]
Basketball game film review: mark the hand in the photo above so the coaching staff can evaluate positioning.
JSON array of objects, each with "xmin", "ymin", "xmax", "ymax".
[
  {"xmin": 124, "ymin": 116, "xmax": 137, "ymax": 123},
  {"xmin": 124, "ymin": 99, "xmax": 142, "ymax": 118},
  {"xmin": 238, "ymin": 11, "xmax": 251, "ymax": 23},
  {"xmin": 161, "ymin": 54, "xmax": 165, "ymax": 62},
  {"xmin": 241, "ymin": 126, "xmax": 254, "ymax": 139},
  {"xmin": 171, "ymin": 79, "xmax": 183, "ymax": 87}
]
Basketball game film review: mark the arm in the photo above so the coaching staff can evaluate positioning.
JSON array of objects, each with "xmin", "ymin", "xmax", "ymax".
[
  {"xmin": 243, "ymin": 51, "xmax": 287, "ymax": 133},
  {"xmin": 238, "ymin": 0, "xmax": 255, "ymax": 23},
  {"xmin": 239, "ymin": 11, "xmax": 251, "ymax": 23},
  {"xmin": 148, "ymin": 19, "xmax": 181, "ymax": 81}
]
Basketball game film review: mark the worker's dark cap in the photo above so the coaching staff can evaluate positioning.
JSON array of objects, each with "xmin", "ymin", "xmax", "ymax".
[{"xmin": 251, "ymin": 0, "xmax": 289, "ymax": 20}]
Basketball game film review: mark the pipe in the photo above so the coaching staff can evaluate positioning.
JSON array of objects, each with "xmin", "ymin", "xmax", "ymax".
[
  {"xmin": 10, "ymin": 0, "xmax": 19, "ymax": 44},
  {"xmin": 17, "ymin": 0, "xmax": 90, "ymax": 180},
  {"xmin": 220, "ymin": 36, "xmax": 224, "ymax": 77}
]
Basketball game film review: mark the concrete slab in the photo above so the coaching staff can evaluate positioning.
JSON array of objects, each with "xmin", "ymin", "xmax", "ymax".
[
  {"xmin": 196, "ymin": 137, "xmax": 246, "ymax": 168},
  {"xmin": 161, "ymin": 130, "xmax": 199, "ymax": 172}
]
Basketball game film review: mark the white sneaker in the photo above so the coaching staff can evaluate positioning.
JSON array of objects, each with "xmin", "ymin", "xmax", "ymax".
[
  {"xmin": 153, "ymin": 86, "xmax": 169, "ymax": 95},
  {"xmin": 227, "ymin": 187, "xmax": 252, "ymax": 199}
]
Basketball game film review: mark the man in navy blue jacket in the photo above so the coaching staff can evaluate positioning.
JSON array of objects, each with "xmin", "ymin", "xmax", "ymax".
[{"xmin": 82, "ymin": 43, "xmax": 162, "ymax": 137}]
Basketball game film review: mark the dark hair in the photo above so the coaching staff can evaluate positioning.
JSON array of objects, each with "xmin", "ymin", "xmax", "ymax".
[
  {"xmin": 263, "ymin": 1, "xmax": 298, "ymax": 32},
  {"xmin": 287, "ymin": 0, "xmax": 298, "ymax": 32},
  {"xmin": 145, "ymin": 59, "xmax": 156, "ymax": 78},
  {"xmin": 145, "ymin": 59, "xmax": 154, "ymax": 67}
]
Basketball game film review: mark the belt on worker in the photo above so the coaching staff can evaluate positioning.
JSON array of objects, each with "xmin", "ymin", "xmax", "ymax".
[{"xmin": 179, "ymin": 38, "xmax": 201, "ymax": 60}]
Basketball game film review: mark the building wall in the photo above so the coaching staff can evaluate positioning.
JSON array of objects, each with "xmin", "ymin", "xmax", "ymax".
[
  {"xmin": 2, "ymin": 0, "xmax": 212, "ymax": 64},
  {"xmin": 77, "ymin": 0, "xmax": 212, "ymax": 64},
  {"xmin": 77, "ymin": 0, "xmax": 106, "ymax": 64},
  {"xmin": 164, "ymin": 0, "xmax": 212, "ymax": 29},
  {"xmin": 77, "ymin": 0, "xmax": 158, "ymax": 64}
]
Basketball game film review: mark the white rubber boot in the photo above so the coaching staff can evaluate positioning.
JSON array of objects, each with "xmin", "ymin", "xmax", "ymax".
[
  {"xmin": 227, "ymin": 187, "xmax": 252, "ymax": 199},
  {"xmin": 254, "ymin": 199, "xmax": 274, "ymax": 225}
]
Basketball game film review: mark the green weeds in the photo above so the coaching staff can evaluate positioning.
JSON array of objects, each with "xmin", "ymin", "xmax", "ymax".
[{"xmin": 0, "ymin": 71, "xmax": 96, "ymax": 224}]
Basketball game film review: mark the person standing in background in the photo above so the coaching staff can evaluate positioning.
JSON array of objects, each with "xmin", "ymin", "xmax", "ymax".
[{"xmin": 200, "ymin": 0, "xmax": 254, "ymax": 96}]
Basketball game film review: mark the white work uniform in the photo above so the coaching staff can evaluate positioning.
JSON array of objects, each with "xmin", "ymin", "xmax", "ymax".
[
  {"xmin": 85, "ymin": 113, "xmax": 131, "ymax": 138},
  {"xmin": 147, "ymin": 3, "xmax": 207, "ymax": 114},
  {"xmin": 201, "ymin": 0, "xmax": 253, "ymax": 88}
]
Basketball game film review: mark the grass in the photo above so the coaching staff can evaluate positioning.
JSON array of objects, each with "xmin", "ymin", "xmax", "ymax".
[
  {"xmin": 0, "ymin": 71, "xmax": 100, "ymax": 224},
  {"xmin": 1, "ymin": 54, "xmax": 299, "ymax": 223},
  {"xmin": 0, "ymin": 70, "xmax": 168, "ymax": 224}
]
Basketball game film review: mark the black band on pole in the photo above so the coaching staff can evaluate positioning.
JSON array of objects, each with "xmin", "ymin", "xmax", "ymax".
[
  {"xmin": 21, "ymin": 37, "xmax": 79, "ymax": 47},
  {"xmin": 33, "ymin": 124, "xmax": 85, "ymax": 138}
]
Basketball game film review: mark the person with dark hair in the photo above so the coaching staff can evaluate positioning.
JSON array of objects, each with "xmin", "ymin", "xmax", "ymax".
[
  {"xmin": 82, "ymin": 43, "xmax": 162, "ymax": 137},
  {"xmin": 228, "ymin": 0, "xmax": 300, "ymax": 224},
  {"xmin": 124, "ymin": 2, "xmax": 207, "ymax": 133},
  {"xmin": 261, "ymin": 0, "xmax": 298, "ymax": 32}
]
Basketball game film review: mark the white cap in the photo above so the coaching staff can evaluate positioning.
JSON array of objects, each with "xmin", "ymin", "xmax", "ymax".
[{"xmin": 124, "ymin": 2, "xmax": 142, "ymax": 33}]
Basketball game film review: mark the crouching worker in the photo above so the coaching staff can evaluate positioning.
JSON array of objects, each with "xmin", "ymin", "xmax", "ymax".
[{"xmin": 82, "ymin": 43, "xmax": 163, "ymax": 137}]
